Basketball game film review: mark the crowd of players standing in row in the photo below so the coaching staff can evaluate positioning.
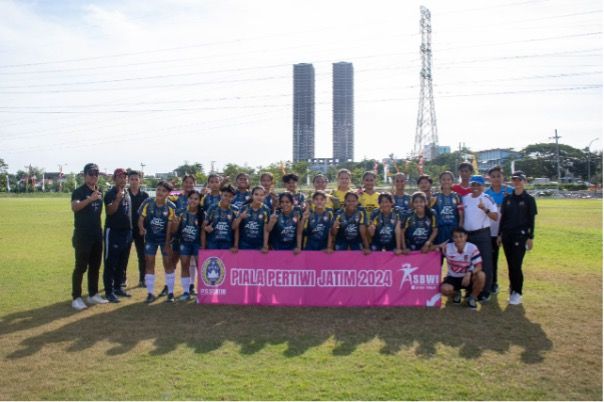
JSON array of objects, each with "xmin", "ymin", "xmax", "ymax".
[{"xmin": 70, "ymin": 161, "xmax": 537, "ymax": 310}]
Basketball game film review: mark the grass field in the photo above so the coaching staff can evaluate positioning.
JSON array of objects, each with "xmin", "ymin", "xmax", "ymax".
[{"xmin": 0, "ymin": 197, "xmax": 601, "ymax": 400}]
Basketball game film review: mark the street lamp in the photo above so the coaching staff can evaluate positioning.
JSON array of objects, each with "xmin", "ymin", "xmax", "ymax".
[{"xmin": 585, "ymin": 138, "xmax": 598, "ymax": 185}]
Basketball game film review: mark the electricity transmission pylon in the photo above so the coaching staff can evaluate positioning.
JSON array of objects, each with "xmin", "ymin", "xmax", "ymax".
[{"xmin": 414, "ymin": 5, "xmax": 439, "ymax": 159}]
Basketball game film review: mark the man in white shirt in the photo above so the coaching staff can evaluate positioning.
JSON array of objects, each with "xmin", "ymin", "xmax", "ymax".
[{"xmin": 462, "ymin": 175, "xmax": 498, "ymax": 302}]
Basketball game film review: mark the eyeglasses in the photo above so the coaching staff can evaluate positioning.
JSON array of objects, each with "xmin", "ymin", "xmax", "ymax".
[{"xmin": 86, "ymin": 171, "xmax": 99, "ymax": 176}]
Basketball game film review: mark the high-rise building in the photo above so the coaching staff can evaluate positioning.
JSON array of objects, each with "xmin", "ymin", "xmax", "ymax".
[
  {"xmin": 333, "ymin": 62, "xmax": 354, "ymax": 162},
  {"xmin": 293, "ymin": 63, "xmax": 315, "ymax": 163}
]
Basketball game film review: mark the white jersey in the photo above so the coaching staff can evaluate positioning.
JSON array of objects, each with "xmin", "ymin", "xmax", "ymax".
[
  {"xmin": 462, "ymin": 193, "xmax": 498, "ymax": 232},
  {"xmin": 444, "ymin": 242, "xmax": 482, "ymax": 278}
]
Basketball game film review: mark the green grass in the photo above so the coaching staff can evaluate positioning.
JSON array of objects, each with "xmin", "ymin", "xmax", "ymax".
[{"xmin": 0, "ymin": 198, "xmax": 601, "ymax": 400}]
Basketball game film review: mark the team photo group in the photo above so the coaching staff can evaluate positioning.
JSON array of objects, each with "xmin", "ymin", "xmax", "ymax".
[{"xmin": 70, "ymin": 161, "xmax": 537, "ymax": 311}]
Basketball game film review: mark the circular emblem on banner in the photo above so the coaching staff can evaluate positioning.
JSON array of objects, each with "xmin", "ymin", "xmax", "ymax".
[{"xmin": 201, "ymin": 257, "xmax": 226, "ymax": 287}]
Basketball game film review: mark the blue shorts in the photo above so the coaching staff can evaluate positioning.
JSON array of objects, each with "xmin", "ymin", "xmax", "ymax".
[
  {"xmin": 179, "ymin": 242, "xmax": 200, "ymax": 256},
  {"xmin": 305, "ymin": 239, "xmax": 328, "ymax": 251},
  {"xmin": 371, "ymin": 242, "xmax": 395, "ymax": 252},
  {"xmin": 206, "ymin": 240, "xmax": 232, "ymax": 250},
  {"xmin": 144, "ymin": 241, "xmax": 169, "ymax": 256},
  {"xmin": 335, "ymin": 241, "xmax": 362, "ymax": 251},
  {"xmin": 239, "ymin": 240, "xmax": 263, "ymax": 250}
]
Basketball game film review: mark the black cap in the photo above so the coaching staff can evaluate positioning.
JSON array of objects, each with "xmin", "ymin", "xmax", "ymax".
[
  {"xmin": 83, "ymin": 163, "xmax": 99, "ymax": 174},
  {"xmin": 511, "ymin": 170, "xmax": 527, "ymax": 181}
]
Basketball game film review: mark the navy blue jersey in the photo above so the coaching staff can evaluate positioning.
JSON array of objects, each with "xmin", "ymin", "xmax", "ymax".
[
  {"xmin": 270, "ymin": 209, "xmax": 301, "ymax": 250},
  {"xmin": 304, "ymin": 210, "xmax": 334, "ymax": 250},
  {"xmin": 238, "ymin": 204, "xmax": 270, "ymax": 249},
  {"xmin": 169, "ymin": 193, "xmax": 189, "ymax": 216},
  {"xmin": 140, "ymin": 199, "xmax": 176, "ymax": 243},
  {"xmin": 263, "ymin": 194, "xmax": 274, "ymax": 211},
  {"xmin": 393, "ymin": 194, "xmax": 412, "ymax": 220},
  {"xmin": 369, "ymin": 210, "xmax": 398, "ymax": 250},
  {"xmin": 202, "ymin": 193, "xmax": 221, "ymax": 212},
  {"xmin": 433, "ymin": 192, "xmax": 461, "ymax": 227},
  {"xmin": 403, "ymin": 211, "xmax": 436, "ymax": 251},
  {"xmin": 206, "ymin": 205, "xmax": 238, "ymax": 245},
  {"xmin": 291, "ymin": 192, "xmax": 306, "ymax": 210},
  {"xmin": 334, "ymin": 209, "xmax": 367, "ymax": 247},
  {"xmin": 179, "ymin": 209, "xmax": 203, "ymax": 245},
  {"xmin": 232, "ymin": 190, "xmax": 251, "ymax": 210}
]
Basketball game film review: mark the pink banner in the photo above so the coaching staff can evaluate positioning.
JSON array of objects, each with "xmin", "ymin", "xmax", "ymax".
[{"xmin": 196, "ymin": 250, "xmax": 442, "ymax": 307}]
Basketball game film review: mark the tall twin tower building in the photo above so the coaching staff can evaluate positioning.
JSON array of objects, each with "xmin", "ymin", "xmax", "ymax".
[{"xmin": 292, "ymin": 62, "xmax": 354, "ymax": 163}]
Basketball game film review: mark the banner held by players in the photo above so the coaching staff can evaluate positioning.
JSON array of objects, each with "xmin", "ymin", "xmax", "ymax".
[{"xmin": 197, "ymin": 250, "xmax": 442, "ymax": 307}]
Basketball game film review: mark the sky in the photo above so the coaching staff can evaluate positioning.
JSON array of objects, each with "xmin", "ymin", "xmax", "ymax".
[{"xmin": 0, "ymin": 0, "xmax": 601, "ymax": 174}]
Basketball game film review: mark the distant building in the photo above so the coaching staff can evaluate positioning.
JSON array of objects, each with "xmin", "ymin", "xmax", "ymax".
[
  {"xmin": 293, "ymin": 63, "xmax": 315, "ymax": 163},
  {"xmin": 423, "ymin": 144, "xmax": 450, "ymax": 161},
  {"xmin": 155, "ymin": 172, "xmax": 175, "ymax": 180},
  {"xmin": 307, "ymin": 158, "xmax": 341, "ymax": 174},
  {"xmin": 333, "ymin": 62, "xmax": 354, "ymax": 162},
  {"xmin": 476, "ymin": 148, "xmax": 521, "ymax": 173}
]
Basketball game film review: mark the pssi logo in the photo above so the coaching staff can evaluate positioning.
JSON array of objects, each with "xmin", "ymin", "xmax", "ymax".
[{"xmin": 201, "ymin": 257, "xmax": 226, "ymax": 287}]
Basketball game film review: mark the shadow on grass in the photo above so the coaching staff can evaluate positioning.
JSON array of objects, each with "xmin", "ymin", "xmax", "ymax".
[{"xmin": 2, "ymin": 295, "xmax": 552, "ymax": 363}]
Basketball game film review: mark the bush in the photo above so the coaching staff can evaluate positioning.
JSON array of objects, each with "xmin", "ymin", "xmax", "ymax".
[{"xmin": 561, "ymin": 183, "xmax": 588, "ymax": 191}]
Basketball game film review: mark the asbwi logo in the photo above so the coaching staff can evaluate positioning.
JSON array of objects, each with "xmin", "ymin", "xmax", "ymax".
[{"xmin": 201, "ymin": 257, "xmax": 226, "ymax": 287}]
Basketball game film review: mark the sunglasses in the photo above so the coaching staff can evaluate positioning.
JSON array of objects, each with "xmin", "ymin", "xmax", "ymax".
[{"xmin": 86, "ymin": 171, "xmax": 99, "ymax": 176}]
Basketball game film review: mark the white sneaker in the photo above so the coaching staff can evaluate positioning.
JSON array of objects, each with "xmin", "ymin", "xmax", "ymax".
[
  {"xmin": 87, "ymin": 294, "xmax": 109, "ymax": 305},
  {"xmin": 509, "ymin": 292, "xmax": 523, "ymax": 305},
  {"xmin": 72, "ymin": 297, "xmax": 88, "ymax": 310}
]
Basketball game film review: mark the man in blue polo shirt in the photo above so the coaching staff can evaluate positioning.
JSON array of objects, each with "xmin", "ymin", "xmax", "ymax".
[{"xmin": 485, "ymin": 166, "xmax": 513, "ymax": 294}]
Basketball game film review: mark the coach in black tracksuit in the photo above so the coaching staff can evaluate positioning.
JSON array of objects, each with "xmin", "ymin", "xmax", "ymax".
[
  {"xmin": 125, "ymin": 169, "xmax": 149, "ymax": 288},
  {"xmin": 103, "ymin": 168, "xmax": 133, "ymax": 303},
  {"xmin": 498, "ymin": 171, "xmax": 537, "ymax": 305},
  {"xmin": 71, "ymin": 163, "xmax": 106, "ymax": 310}
]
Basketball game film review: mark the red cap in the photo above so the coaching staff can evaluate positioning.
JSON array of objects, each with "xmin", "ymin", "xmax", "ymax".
[{"xmin": 113, "ymin": 168, "xmax": 127, "ymax": 178}]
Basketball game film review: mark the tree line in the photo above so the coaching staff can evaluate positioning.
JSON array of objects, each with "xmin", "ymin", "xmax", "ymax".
[{"xmin": 1, "ymin": 142, "xmax": 601, "ymax": 193}]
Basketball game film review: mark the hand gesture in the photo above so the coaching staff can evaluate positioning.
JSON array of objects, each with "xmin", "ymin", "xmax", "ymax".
[
  {"xmin": 115, "ymin": 188, "xmax": 124, "ymax": 201},
  {"xmin": 478, "ymin": 199, "xmax": 485, "ymax": 211},
  {"xmin": 89, "ymin": 191, "xmax": 102, "ymax": 202},
  {"xmin": 240, "ymin": 208, "xmax": 249, "ymax": 220},
  {"xmin": 269, "ymin": 212, "xmax": 278, "ymax": 224},
  {"xmin": 333, "ymin": 217, "xmax": 341, "ymax": 231}
]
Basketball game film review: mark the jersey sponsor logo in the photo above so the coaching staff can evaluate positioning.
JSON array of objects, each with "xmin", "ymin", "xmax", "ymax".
[{"xmin": 201, "ymin": 257, "xmax": 226, "ymax": 287}]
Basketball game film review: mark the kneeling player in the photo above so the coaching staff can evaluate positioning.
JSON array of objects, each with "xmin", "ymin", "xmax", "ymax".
[{"xmin": 440, "ymin": 228, "xmax": 485, "ymax": 309}]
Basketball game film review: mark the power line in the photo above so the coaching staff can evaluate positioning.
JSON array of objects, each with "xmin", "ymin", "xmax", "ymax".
[
  {"xmin": 1, "ymin": 31, "xmax": 599, "ymax": 91},
  {"xmin": 0, "ymin": 47, "xmax": 599, "ymax": 95},
  {"xmin": 0, "ymin": 84, "xmax": 599, "ymax": 115},
  {"xmin": 0, "ymin": 0, "xmax": 561, "ymax": 70}
]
